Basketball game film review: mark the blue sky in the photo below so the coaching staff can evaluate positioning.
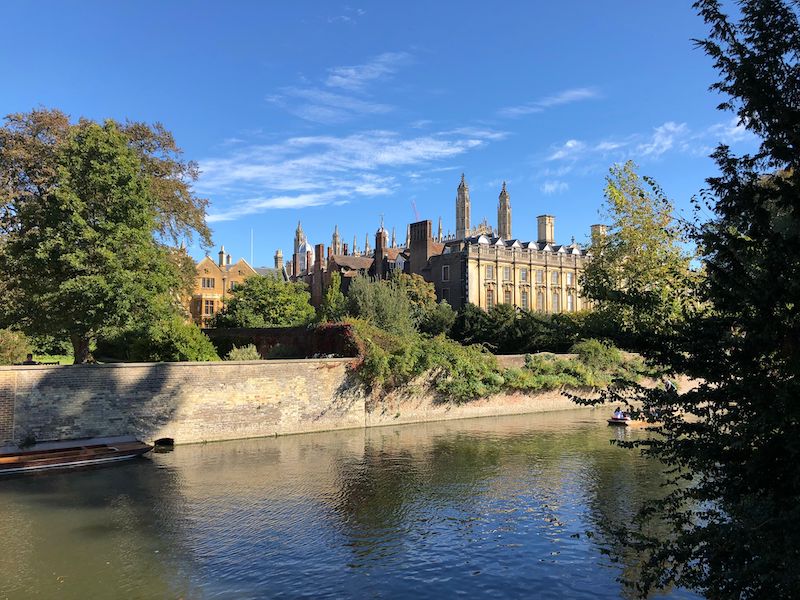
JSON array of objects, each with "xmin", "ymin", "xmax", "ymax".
[{"xmin": 1, "ymin": 1, "xmax": 755, "ymax": 265}]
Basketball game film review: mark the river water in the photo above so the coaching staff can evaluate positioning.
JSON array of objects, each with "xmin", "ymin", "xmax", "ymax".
[{"xmin": 0, "ymin": 408, "xmax": 699, "ymax": 599}]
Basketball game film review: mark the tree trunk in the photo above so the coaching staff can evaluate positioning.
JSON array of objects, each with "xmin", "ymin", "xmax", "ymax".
[{"xmin": 70, "ymin": 335, "xmax": 92, "ymax": 364}]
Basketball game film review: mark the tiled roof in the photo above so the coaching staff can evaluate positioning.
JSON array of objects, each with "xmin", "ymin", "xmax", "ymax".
[{"xmin": 331, "ymin": 255, "xmax": 374, "ymax": 270}]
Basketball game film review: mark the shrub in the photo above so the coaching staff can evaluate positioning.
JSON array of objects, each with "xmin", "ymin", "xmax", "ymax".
[
  {"xmin": 418, "ymin": 301, "xmax": 457, "ymax": 336},
  {"xmin": 225, "ymin": 344, "xmax": 261, "ymax": 361},
  {"xmin": 0, "ymin": 328, "xmax": 32, "ymax": 365},
  {"xmin": 346, "ymin": 276, "xmax": 415, "ymax": 337},
  {"xmin": 131, "ymin": 316, "xmax": 219, "ymax": 362},
  {"xmin": 570, "ymin": 338, "xmax": 622, "ymax": 370}
]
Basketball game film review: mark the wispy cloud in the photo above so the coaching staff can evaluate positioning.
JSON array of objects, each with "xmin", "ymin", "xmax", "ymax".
[
  {"xmin": 325, "ymin": 51, "xmax": 410, "ymax": 90},
  {"xmin": 499, "ymin": 87, "xmax": 599, "ymax": 118},
  {"xmin": 636, "ymin": 121, "xmax": 689, "ymax": 157},
  {"xmin": 268, "ymin": 51, "xmax": 411, "ymax": 124},
  {"xmin": 328, "ymin": 7, "xmax": 366, "ymax": 24},
  {"xmin": 541, "ymin": 180, "xmax": 569, "ymax": 195},
  {"xmin": 201, "ymin": 129, "xmax": 498, "ymax": 222}
]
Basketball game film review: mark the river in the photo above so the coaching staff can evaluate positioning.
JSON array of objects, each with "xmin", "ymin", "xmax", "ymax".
[{"xmin": 0, "ymin": 408, "xmax": 699, "ymax": 599}]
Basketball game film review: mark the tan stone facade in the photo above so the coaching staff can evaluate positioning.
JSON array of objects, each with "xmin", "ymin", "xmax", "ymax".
[{"xmin": 189, "ymin": 247, "xmax": 287, "ymax": 327}]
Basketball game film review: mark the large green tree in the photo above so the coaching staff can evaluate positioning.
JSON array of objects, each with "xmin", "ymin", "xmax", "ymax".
[
  {"xmin": 589, "ymin": 2, "xmax": 800, "ymax": 597},
  {"xmin": 211, "ymin": 275, "xmax": 315, "ymax": 328},
  {"xmin": 581, "ymin": 161, "xmax": 694, "ymax": 348},
  {"xmin": 318, "ymin": 271, "xmax": 348, "ymax": 323},
  {"xmin": 0, "ymin": 121, "xmax": 185, "ymax": 363}
]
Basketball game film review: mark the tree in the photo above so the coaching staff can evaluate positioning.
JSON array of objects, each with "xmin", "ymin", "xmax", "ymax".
[
  {"xmin": 0, "ymin": 329, "xmax": 31, "ymax": 365},
  {"xmin": 0, "ymin": 121, "xmax": 185, "ymax": 363},
  {"xmin": 319, "ymin": 272, "xmax": 348, "ymax": 322},
  {"xmin": 0, "ymin": 108, "xmax": 211, "ymax": 248},
  {"xmin": 419, "ymin": 301, "xmax": 457, "ymax": 336},
  {"xmin": 346, "ymin": 275, "xmax": 415, "ymax": 337},
  {"xmin": 581, "ymin": 161, "xmax": 694, "ymax": 348},
  {"xmin": 587, "ymin": 3, "xmax": 800, "ymax": 597},
  {"xmin": 211, "ymin": 275, "xmax": 314, "ymax": 328}
]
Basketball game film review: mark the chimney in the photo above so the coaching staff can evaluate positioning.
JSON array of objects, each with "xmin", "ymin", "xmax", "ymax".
[
  {"xmin": 226, "ymin": 253, "xmax": 232, "ymax": 266},
  {"xmin": 343, "ymin": 243, "xmax": 349, "ymax": 256},
  {"xmin": 409, "ymin": 220, "xmax": 435, "ymax": 280},
  {"xmin": 590, "ymin": 224, "xmax": 608, "ymax": 248},
  {"xmin": 306, "ymin": 250, "xmax": 313, "ymax": 275},
  {"xmin": 537, "ymin": 215, "xmax": 555, "ymax": 245},
  {"xmin": 218, "ymin": 245, "xmax": 225, "ymax": 267}
]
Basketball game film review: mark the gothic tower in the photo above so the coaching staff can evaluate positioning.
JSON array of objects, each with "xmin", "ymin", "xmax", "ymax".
[
  {"xmin": 331, "ymin": 224, "xmax": 342, "ymax": 255},
  {"xmin": 293, "ymin": 221, "xmax": 305, "ymax": 255},
  {"xmin": 497, "ymin": 181, "xmax": 512, "ymax": 239},
  {"xmin": 455, "ymin": 173, "xmax": 471, "ymax": 239}
]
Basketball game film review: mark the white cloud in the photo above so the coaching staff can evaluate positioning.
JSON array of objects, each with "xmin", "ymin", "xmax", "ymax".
[
  {"xmin": 325, "ymin": 52, "xmax": 410, "ymax": 90},
  {"xmin": 202, "ymin": 130, "xmax": 493, "ymax": 222},
  {"xmin": 541, "ymin": 180, "xmax": 569, "ymax": 195},
  {"xmin": 706, "ymin": 117, "xmax": 753, "ymax": 145},
  {"xmin": 499, "ymin": 87, "xmax": 599, "ymax": 118},
  {"xmin": 548, "ymin": 139, "xmax": 587, "ymax": 160},
  {"xmin": 637, "ymin": 121, "xmax": 689, "ymax": 157},
  {"xmin": 267, "ymin": 87, "xmax": 392, "ymax": 124}
]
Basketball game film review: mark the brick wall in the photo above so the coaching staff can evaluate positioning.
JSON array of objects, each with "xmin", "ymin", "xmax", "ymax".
[{"xmin": 0, "ymin": 371, "xmax": 14, "ymax": 444}]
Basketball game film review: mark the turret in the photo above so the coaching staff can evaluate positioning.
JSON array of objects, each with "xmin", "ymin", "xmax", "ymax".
[{"xmin": 274, "ymin": 249, "xmax": 283, "ymax": 270}]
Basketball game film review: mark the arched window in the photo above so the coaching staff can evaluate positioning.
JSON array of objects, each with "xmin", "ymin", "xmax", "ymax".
[
  {"xmin": 536, "ymin": 291, "xmax": 544, "ymax": 311},
  {"xmin": 552, "ymin": 291, "xmax": 560, "ymax": 313}
]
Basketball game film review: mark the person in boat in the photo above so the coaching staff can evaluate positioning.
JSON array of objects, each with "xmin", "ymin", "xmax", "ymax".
[
  {"xmin": 21, "ymin": 353, "xmax": 39, "ymax": 365},
  {"xmin": 613, "ymin": 407, "xmax": 626, "ymax": 420}
]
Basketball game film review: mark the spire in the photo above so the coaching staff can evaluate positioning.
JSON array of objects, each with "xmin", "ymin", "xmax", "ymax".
[
  {"xmin": 365, "ymin": 233, "xmax": 371, "ymax": 255},
  {"xmin": 391, "ymin": 226, "xmax": 396, "ymax": 248},
  {"xmin": 332, "ymin": 224, "xmax": 342, "ymax": 255},
  {"xmin": 437, "ymin": 217, "xmax": 443, "ymax": 242},
  {"xmin": 405, "ymin": 224, "xmax": 411, "ymax": 248},
  {"xmin": 456, "ymin": 173, "xmax": 471, "ymax": 240},
  {"xmin": 353, "ymin": 234, "xmax": 359, "ymax": 255},
  {"xmin": 497, "ymin": 181, "xmax": 512, "ymax": 240}
]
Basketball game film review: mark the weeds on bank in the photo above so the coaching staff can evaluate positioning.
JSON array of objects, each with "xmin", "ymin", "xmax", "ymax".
[{"xmin": 348, "ymin": 320, "xmax": 650, "ymax": 404}]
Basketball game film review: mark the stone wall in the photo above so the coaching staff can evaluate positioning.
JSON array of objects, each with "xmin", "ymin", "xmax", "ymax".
[
  {"xmin": 0, "ymin": 359, "xmax": 365, "ymax": 446},
  {"xmin": 1, "ymin": 357, "xmax": 688, "ymax": 447}
]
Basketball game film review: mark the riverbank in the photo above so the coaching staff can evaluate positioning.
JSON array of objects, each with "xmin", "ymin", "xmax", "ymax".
[{"xmin": 0, "ymin": 358, "xmax": 694, "ymax": 447}]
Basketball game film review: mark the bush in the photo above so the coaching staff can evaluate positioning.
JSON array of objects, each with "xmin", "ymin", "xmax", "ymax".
[
  {"xmin": 0, "ymin": 328, "xmax": 32, "ymax": 365},
  {"xmin": 98, "ymin": 317, "xmax": 219, "ymax": 362},
  {"xmin": 418, "ymin": 301, "xmax": 457, "ymax": 336},
  {"xmin": 570, "ymin": 338, "xmax": 622, "ymax": 370},
  {"xmin": 132, "ymin": 317, "xmax": 219, "ymax": 362},
  {"xmin": 346, "ymin": 276, "xmax": 415, "ymax": 337},
  {"xmin": 225, "ymin": 344, "xmax": 261, "ymax": 361}
]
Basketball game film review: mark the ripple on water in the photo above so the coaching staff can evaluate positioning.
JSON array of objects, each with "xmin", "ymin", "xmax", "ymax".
[{"xmin": 0, "ymin": 409, "xmax": 700, "ymax": 599}]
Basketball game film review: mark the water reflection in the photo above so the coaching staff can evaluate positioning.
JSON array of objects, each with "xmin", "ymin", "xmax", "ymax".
[{"xmin": 0, "ymin": 409, "xmax": 698, "ymax": 599}]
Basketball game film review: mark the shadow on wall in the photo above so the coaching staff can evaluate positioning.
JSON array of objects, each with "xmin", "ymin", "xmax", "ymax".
[
  {"xmin": 204, "ymin": 323, "xmax": 359, "ymax": 359},
  {"xmin": 8, "ymin": 363, "xmax": 185, "ymax": 446}
]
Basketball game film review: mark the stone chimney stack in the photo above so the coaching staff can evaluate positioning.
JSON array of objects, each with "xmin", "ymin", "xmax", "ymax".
[
  {"xmin": 226, "ymin": 253, "xmax": 232, "ymax": 266},
  {"xmin": 537, "ymin": 215, "xmax": 555, "ymax": 245},
  {"xmin": 218, "ymin": 246, "xmax": 225, "ymax": 267},
  {"xmin": 409, "ymin": 220, "xmax": 435, "ymax": 279},
  {"xmin": 590, "ymin": 224, "xmax": 608, "ymax": 248}
]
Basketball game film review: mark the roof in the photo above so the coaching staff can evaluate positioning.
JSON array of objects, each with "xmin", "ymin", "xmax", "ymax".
[
  {"xmin": 385, "ymin": 247, "xmax": 404, "ymax": 261},
  {"xmin": 331, "ymin": 255, "xmax": 374, "ymax": 271}
]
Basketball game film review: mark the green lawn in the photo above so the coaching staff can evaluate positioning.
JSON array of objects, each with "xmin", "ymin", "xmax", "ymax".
[{"xmin": 33, "ymin": 354, "xmax": 74, "ymax": 365}]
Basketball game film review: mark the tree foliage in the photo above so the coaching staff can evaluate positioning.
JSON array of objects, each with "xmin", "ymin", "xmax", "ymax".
[
  {"xmin": 0, "ymin": 328, "xmax": 31, "ymax": 365},
  {"xmin": 0, "ymin": 121, "xmax": 188, "ymax": 362},
  {"xmin": 582, "ymin": 160, "xmax": 695, "ymax": 346},
  {"xmin": 0, "ymin": 108, "xmax": 210, "ymax": 247},
  {"xmin": 319, "ymin": 271, "xmax": 348, "ymax": 323},
  {"xmin": 211, "ymin": 275, "xmax": 315, "ymax": 328},
  {"xmin": 346, "ymin": 275, "xmax": 416, "ymax": 337},
  {"xmin": 584, "ymin": 3, "xmax": 800, "ymax": 597}
]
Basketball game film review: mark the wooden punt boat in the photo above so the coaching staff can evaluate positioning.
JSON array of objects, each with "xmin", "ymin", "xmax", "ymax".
[{"xmin": 0, "ymin": 436, "xmax": 152, "ymax": 475}]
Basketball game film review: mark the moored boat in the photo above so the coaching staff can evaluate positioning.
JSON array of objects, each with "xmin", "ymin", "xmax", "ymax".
[
  {"xmin": 0, "ymin": 436, "xmax": 152, "ymax": 475},
  {"xmin": 607, "ymin": 417, "xmax": 652, "ymax": 428}
]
